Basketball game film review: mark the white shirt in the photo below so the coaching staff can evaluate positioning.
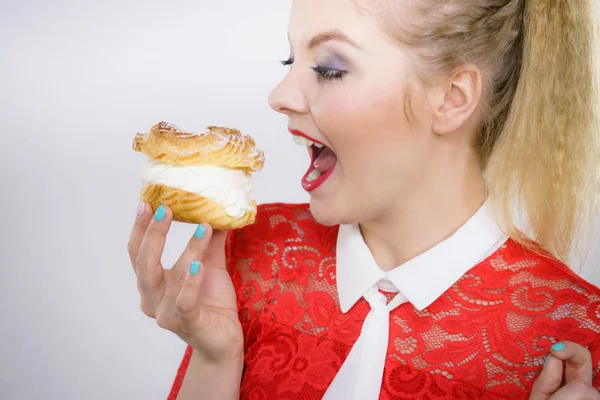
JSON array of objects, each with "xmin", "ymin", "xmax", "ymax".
[{"xmin": 322, "ymin": 201, "xmax": 508, "ymax": 399}]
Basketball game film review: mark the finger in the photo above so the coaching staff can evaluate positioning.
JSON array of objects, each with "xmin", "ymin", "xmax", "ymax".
[
  {"xmin": 127, "ymin": 201, "xmax": 152, "ymax": 269},
  {"xmin": 136, "ymin": 204, "xmax": 171, "ymax": 298},
  {"xmin": 529, "ymin": 355, "xmax": 564, "ymax": 400},
  {"xmin": 169, "ymin": 223, "xmax": 214, "ymax": 286},
  {"xmin": 550, "ymin": 341, "xmax": 593, "ymax": 385},
  {"xmin": 175, "ymin": 259, "xmax": 206, "ymax": 330},
  {"xmin": 202, "ymin": 229, "xmax": 229, "ymax": 269},
  {"xmin": 544, "ymin": 380, "xmax": 600, "ymax": 400}
]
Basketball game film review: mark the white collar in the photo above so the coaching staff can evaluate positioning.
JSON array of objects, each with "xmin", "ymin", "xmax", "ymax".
[{"xmin": 335, "ymin": 201, "xmax": 508, "ymax": 313}]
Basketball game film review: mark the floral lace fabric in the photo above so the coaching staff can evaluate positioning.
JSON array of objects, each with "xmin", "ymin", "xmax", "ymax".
[{"xmin": 168, "ymin": 203, "xmax": 600, "ymax": 399}]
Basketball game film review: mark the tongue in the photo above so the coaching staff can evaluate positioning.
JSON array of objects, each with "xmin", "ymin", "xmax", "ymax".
[{"xmin": 313, "ymin": 147, "xmax": 337, "ymax": 173}]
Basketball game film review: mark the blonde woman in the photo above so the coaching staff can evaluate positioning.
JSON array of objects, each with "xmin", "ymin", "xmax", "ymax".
[{"xmin": 128, "ymin": 0, "xmax": 600, "ymax": 398}]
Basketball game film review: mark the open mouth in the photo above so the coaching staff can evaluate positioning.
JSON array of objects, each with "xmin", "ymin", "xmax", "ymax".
[{"xmin": 291, "ymin": 131, "xmax": 337, "ymax": 192}]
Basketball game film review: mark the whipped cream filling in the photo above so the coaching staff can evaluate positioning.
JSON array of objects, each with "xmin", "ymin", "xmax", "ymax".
[{"xmin": 141, "ymin": 158, "xmax": 254, "ymax": 219}]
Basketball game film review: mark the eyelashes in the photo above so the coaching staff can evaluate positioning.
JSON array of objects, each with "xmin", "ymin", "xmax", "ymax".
[
  {"xmin": 280, "ymin": 57, "xmax": 347, "ymax": 82},
  {"xmin": 311, "ymin": 66, "xmax": 346, "ymax": 82}
]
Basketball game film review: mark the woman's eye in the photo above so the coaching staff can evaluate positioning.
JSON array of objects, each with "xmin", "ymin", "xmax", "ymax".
[
  {"xmin": 311, "ymin": 66, "xmax": 346, "ymax": 82},
  {"xmin": 279, "ymin": 58, "xmax": 346, "ymax": 82}
]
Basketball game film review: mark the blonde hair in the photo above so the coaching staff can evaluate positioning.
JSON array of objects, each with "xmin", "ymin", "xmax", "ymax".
[{"xmin": 383, "ymin": 0, "xmax": 600, "ymax": 263}]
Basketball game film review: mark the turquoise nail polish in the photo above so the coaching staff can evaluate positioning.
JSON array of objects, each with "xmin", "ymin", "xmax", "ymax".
[
  {"xmin": 551, "ymin": 342, "xmax": 565, "ymax": 351},
  {"xmin": 195, "ymin": 224, "xmax": 206, "ymax": 239},
  {"xmin": 543, "ymin": 355, "xmax": 551, "ymax": 368},
  {"xmin": 154, "ymin": 205, "xmax": 166, "ymax": 222},
  {"xmin": 190, "ymin": 260, "xmax": 200, "ymax": 275}
]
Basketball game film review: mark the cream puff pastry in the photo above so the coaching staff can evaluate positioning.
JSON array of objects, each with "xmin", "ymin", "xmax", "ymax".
[{"xmin": 133, "ymin": 121, "xmax": 264, "ymax": 229}]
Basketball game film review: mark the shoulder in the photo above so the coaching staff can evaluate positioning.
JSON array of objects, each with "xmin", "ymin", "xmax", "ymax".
[
  {"xmin": 445, "ymin": 238, "xmax": 600, "ymax": 390},
  {"xmin": 491, "ymin": 239, "xmax": 600, "ymax": 296},
  {"xmin": 462, "ymin": 238, "xmax": 600, "ymax": 345},
  {"xmin": 467, "ymin": 238, "xmax": 600, "ymax": 307}
]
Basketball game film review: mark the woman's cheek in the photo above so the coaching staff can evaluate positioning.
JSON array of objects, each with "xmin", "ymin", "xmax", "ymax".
[{"xmin": 313, "ymin": 92, "xmax": 379, "ymax": 138}]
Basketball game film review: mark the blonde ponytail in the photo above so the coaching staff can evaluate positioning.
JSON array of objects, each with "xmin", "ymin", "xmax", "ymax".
[
  {"xmin": 487, "ymin": 0, "xmax": 600, "ymax": 262},
  {"xmin": 382, "ymin": 0, "xmax": 600, "ymax": 263}
]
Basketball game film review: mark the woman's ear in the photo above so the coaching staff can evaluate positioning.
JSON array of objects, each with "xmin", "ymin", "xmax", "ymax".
[{"xmin": 430, "ymin": 65, "xmax": 483, "ymax": 135}]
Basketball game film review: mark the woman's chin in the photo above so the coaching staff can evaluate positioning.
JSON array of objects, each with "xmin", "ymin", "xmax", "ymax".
[{"xmin": 308, "ymin": 198, "xmax": 345, "ymax": 226}]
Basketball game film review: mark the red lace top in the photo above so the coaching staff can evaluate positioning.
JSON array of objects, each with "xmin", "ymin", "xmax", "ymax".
[{"xmin": 168, "ymin": 203, "xmax": 600, "ymax": 399}]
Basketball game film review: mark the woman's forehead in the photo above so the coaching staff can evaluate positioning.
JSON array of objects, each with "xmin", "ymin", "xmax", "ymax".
[{"xmin": 287, "ymin": 0, "xmax": 393, "ymax": 47}]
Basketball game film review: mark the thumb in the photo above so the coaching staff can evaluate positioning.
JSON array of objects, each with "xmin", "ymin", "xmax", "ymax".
[
  {"xmin": 529, "ymin": 355, "xmax": 564, "ymax": 400},
  {"xmin": 544, "ymin": 381, "xmax": 600, "ymax": 400},
  {"xmin": 548, "ymin": 341, "xmax": 593, "ymax": 385}
]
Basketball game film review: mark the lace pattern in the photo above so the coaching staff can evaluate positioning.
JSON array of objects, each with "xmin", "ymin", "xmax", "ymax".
[{"xmin": 168, "ymin": 203, "xmax": 600, "ymax": 399}]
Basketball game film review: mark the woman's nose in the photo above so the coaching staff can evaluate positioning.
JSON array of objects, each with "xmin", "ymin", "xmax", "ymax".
[{"xmin": 268, "ymin": 69, "xmax": 309, "ymax": 116}]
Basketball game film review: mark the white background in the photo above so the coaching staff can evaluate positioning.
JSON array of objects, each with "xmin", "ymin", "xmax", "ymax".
[{"xmin": 0, "ymin": 1, "xmax": 598, "ymax": 399}]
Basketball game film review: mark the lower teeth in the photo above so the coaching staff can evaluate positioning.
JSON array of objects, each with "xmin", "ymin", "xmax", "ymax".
[{"xmin": 306, "ymin": 168, "xmax": 322, "ymax": 182}]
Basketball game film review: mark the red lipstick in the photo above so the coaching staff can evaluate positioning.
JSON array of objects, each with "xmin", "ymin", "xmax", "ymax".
[{"xmin": 289, "ymin": 128, "xmax": 337, "ymax": 192}]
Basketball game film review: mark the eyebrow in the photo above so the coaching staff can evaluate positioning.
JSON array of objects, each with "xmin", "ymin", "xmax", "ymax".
[{"xmin": 289, "ymin": 30, "xmax": 362, "ymax": 51}]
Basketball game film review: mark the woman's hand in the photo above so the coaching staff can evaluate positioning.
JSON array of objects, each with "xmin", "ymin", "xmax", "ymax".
[
  {"xmin": 127, "ymin": 203, "xmax": 243, "ymax": 365},
  {"xmin": 529, "ymin": 341, "xmax": 599, "ymax": 400}
]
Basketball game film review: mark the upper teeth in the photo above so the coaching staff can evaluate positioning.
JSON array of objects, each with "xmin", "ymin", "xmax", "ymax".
[{"xmin": 293, "ymin": 135, "xmax": 323, "ymax": 148}]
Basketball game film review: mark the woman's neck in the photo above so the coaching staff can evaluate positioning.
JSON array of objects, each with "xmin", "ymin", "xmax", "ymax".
[{"xmin": 359, "ymin": 167, "xmax": 487, "ymax": 272}]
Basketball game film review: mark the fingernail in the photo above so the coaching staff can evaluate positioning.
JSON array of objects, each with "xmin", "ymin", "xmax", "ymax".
[
  {"xmin": 543, "ymin": 354, "xmax": 551, "ymax": 368},
  {"xmin": 194, "ymin": 224, "xmax": 206, "ymax": 239},
  {"xmin": 190, "ymin": 260, "xmax": 200, "ymax": 275},
  {"xmin": 551, "ymin": 342, "xmax": 565, "ymax": 351},
  {"xmin": 154, "ymin": 205, "xmax": 166, "ymax": 222},
  {"xmin": 137, "ymin": 202, "xmax": 145, "ymax": 217}
]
